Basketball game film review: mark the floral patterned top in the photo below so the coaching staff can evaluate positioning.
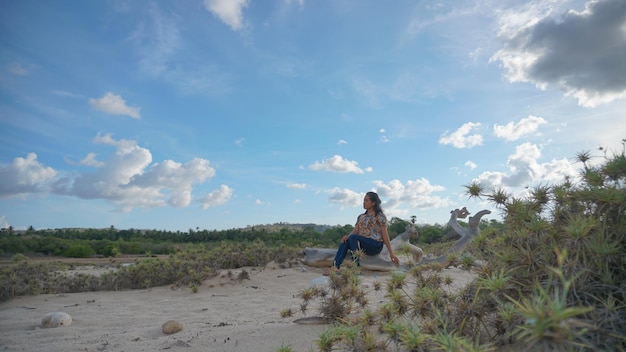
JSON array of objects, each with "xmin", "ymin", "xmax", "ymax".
[{"xmin": 354, "ymin": 212, "xmax": 388, "ymax": 242}]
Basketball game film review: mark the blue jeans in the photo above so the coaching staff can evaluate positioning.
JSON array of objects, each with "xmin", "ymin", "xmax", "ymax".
[{"xmin": 333, "ymin": 234, "xmax": 384, "ymax": 268}]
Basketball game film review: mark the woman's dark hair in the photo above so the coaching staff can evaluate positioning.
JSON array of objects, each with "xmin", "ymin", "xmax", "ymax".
[{"xmin": 365, "ymin": 191, "xmax": 384, "ymax": 216}]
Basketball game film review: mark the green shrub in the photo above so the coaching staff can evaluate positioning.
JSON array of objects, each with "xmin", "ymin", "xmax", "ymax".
[
  {"xmin": 10, "ymin": 253, "xmax": 29, "ymax": 262},
  {"xmin": 457, "ymin": 143, "xmax": 626, "ymax": 350},
  {"xmin": 100, "ymin": 244, "xmax": 120, "ymax": 257},
  {"xmin": 62, "ymin": 243, "xmax": 95, "ymax": 258}
]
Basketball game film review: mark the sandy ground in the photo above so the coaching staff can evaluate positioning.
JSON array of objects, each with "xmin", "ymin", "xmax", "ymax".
[{"xmin": 0, "ymin": 261, "xmax": 475, "ymax": 352}]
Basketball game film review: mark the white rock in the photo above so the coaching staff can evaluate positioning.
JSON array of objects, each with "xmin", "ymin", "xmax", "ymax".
[{"xmin": 41, "ymin": 312, "xmax": 72, "ymax": 328}]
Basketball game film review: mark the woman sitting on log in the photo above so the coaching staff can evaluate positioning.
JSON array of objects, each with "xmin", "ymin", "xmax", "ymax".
[{"xmin": 324, "ymin": 191, "xmax": 399, "ymax": 275}]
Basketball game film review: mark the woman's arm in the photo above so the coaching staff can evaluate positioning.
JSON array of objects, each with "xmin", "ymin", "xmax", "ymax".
[
  {"xmin": 381, "ymin": 225, "xmax": 399, "ymax": 264},
  {"xmin": 341, "ymin": 223, "xmax": 360, "ymax": 242}
]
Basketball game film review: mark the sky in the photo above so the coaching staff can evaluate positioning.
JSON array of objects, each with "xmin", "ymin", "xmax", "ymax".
[{"xmin": 1, "ymin": 0, "xmax": 625, "ymax": 231}]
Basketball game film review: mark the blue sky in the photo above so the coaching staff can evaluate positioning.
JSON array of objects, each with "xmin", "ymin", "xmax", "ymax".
[{"xmin": 1, "ymin": 0, "xmax": 625, "ymax": 231}]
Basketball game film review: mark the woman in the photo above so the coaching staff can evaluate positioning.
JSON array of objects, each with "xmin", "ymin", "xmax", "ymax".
[{"xmin": 325, "ymin": 191, "xmax": 399, "ymax": 275}]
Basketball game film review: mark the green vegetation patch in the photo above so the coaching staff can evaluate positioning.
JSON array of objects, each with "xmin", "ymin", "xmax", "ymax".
[{"xmin": 0, "ymin": 242, "xmax": 301, "ymax": 303}]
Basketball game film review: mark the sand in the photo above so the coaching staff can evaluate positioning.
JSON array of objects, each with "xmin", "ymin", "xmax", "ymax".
[{"xmin": 0, "ymin": 262, "xmax": 475, "ymax": 352}]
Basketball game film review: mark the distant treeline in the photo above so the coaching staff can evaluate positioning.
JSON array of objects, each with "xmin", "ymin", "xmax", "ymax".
[{"xmin": 0, "ymin": 217, "xmax": 497, "ymax": 258}]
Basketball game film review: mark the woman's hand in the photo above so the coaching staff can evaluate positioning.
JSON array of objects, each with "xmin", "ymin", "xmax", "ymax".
[
  {"xmin": 341, "ymin": 235, "xmax": 350, "ymax": 243},
  {"xmin": 389, "ymin": 254, "xmax": 400, "ymax": 264}
]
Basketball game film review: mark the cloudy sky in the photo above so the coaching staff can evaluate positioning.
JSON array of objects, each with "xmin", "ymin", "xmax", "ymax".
[{"xmin": 1, "ymin": 0, "xmax": 625, "ymax": 231}]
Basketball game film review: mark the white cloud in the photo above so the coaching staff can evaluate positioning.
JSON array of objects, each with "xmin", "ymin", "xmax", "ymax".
[
  {"xmin": 476, "ymin": 142, "xmax": 578, "ymax": 190},
  {"xmin": 146, "ymin": 8, "xmax": 180, "ymax": 62},
  {"xmin": 493, "ymin": 115, "xmax": 547, "ymax": 141},
  {"xmin": 199, "ymin": 185, "xmax": 233, "ymax": 209},
  {"xmin": 337, "ymin": 139, "xmax": 348, "ymax": 145},
  {"xmin": 50, "ymin": 134, "xmax": 220, "ymax": 211},
  {"xmin": 492, "ymin": 0, "xmax": 626, "ymax": 107},
  {"xmin": 129, "ymin": 5, "xmax": 233, "ymax": 97},
  {"xmin": 204, "ymin": 0, "xmax": 249, "ymax": 31},
  {"xmin": 326, "ymin": 188, "xmax": 363, "ymax": 209},
  {"xmin": 134, "ymin": 4, "xmax": 180, "ymax": 77},
  {"xmin": 308, "ymin": 155, "xmax": 372, "ymax": 174},
  {"xmin": 439, "ymin": 122, "xmax": 483, "ymax": 148},
  {"xmin": 287, "ymin": 183, "xmax": 307, "ymax": 189},
  {"xmin": 285, "ymin": 0, "xmax": 305, "ymax": 6},
  {"xmin": 53, "ymin": 134, "xmax": 153, "ymax": 208},
  {"xmin": 379, "ymin": 129, "xmax": 390, "ymax": 143},
  {"xmin": 325, "ymin": 178, "xmax": 450, "ymax": 218},
  {"xmin": 6, "ymin": 63, "xmax": 29, "ymax": 76},
  {"xmin": 373, "ymin": 178, "xmax": 449, "ymax": 209},
  {"xmin": 468, "ymin": 47, "xmax": 482, "ymax": 62},
  {"xmin": 0, "ymin": 153, "xmax": 57, "ymax": 196},
  {"xmin": 79, "ymin": 153, "xmax": 105, "ymax": 167},
  {"xmin": 0, "ymin": 215, "xmax": 8, "ymax": 229},
  {"xmin": 255, "ymin": 199, "xmax": 269, "ymax": 206},
  {"xmin": 129, "ymin": 158, "xmax": 217, "ymax": 208},
  {"xmin": 52, "ymin": 90, "xmax": 81, "ymax": 98},
  {"xmin": 89, "ymin": 92, "xmax": 141, "ymax": 119},
  {"xmin": 403, "ymin": 2, "xmax": 479, "ymax": 39},
  {"xmin": 465, "ymin": 160, "xmax": 477, "ymax": 170}
]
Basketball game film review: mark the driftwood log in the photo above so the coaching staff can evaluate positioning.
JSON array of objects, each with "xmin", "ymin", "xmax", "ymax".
[{"xmin": 301, "ymin": 208, "xmax": 491, "ymax": 271}]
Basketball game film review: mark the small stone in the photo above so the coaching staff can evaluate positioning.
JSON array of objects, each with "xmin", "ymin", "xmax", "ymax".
[
  {"xmin": 41, "ymin": 312, "xmax": 72, "ymax": 328},
  {"xmin": 162, "ymin": 320, "xmax": 184, "ymax": 334}
]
